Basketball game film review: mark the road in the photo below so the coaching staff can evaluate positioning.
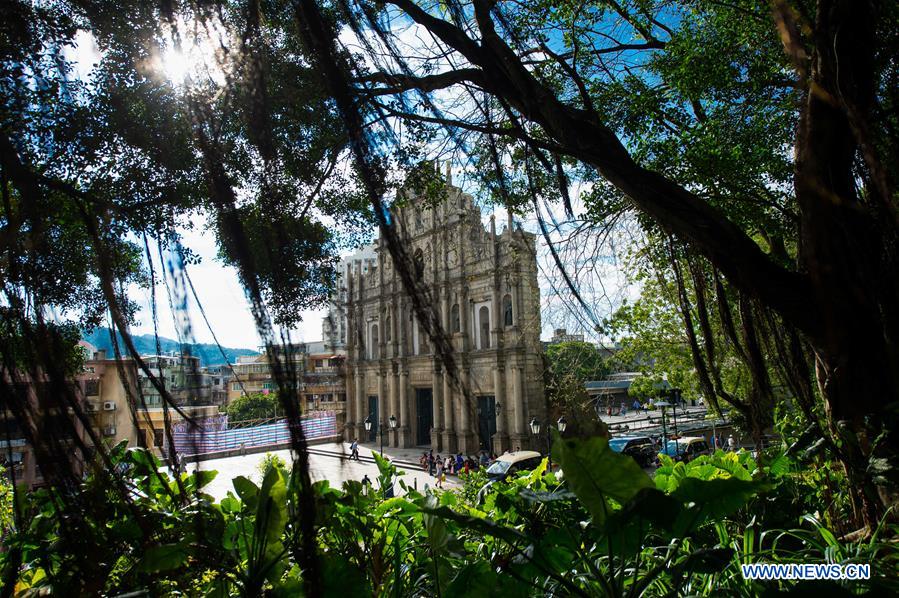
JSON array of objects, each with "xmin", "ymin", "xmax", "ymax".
[{"xmin": 182, "ymin": 442, "xmax": 459, "ymax": 501}]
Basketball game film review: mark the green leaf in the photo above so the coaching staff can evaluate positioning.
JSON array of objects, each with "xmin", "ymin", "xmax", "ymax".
[
  {"xmin": 192, "ymin": 469, "xmax": 218, "ymax": 489},
  {"xmin": 671, "ymin": 477, "xmax": 765, "ymax": 534},
  {"xmin": 257, "ymin": 466, "xmax": 288, "ymax": 546},
  {"xmin": 233, "ymin": 476, "xmax": 259, "ymax": 509},
  {"xmin": 555, "ymin": 433, "xmax": 653, "ymax": 524},
  {"xmin": 137, "ymin": 543, "xmax": 189, "ymax": 573}
]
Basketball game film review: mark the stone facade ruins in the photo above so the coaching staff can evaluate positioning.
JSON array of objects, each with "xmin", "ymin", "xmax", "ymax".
[{"xmin": 337, "ymin": 175, "xmax": 546, "ymax": 454}]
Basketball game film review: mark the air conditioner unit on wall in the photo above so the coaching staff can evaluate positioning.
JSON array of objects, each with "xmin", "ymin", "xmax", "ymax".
[
  {"xmin": 103, "ymin": 426, "xmax": 116, "ymax": 437},
  {"xmin": 85, "ymin": 402, "xmax": 99, "ymax": 412},
  {"xmin": 103, "ymin": 401, "xmax": 116, "ymax": 411}
]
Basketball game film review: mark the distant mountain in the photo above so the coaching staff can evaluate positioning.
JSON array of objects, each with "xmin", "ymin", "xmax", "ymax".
[{"xmin": 82, "ymin": 327, "xmax": 259, "ymax": 367}]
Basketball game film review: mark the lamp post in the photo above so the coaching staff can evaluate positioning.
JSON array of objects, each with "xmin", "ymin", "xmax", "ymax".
[
  {"xmin": 671, "ymin": 388, "xmax": 682, "ymax": 456},
  {"xmin": 528, "ymin": 416, "xmax": 568, "ymax": 470},
  {"xmin": 388, "ymin": 415, "xmax": 397, "ymax": 455},
  {"xmin": 365, "ymin": 414, "xmax": 397, "ymax": 456},
  {"xmin": 655, "ymin": 400, "xmax": 671, "ymax": 458}
]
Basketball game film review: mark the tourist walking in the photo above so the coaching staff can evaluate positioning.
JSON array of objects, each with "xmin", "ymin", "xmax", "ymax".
[{"xmin": 350, "ymin": 440, "xmax": 359, "ymax": 461}]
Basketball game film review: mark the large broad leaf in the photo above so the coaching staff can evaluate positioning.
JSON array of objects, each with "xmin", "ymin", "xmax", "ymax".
[
  {"xmin": 256, "ymin": 466, "xmax": 288, "ymax": 546},
  {"xmin": 191, "ymin": 469, "xmax": 218, "ymax": 490},
  {"xmin": 248, "ymin": 467, "xmax": 289, "ymax": 585},
  {"xmin": 599, "ymin": 487, "xmax": 683, "ymax": 558},
  {"xmin": 233, "ymin": 476, "xmax": 259, "ymax": 510},
  {"xmin": 671, "ymin": 477, "xmax": 765, "ymax": 535},
  {"xmin": 421, "ymin": 505, "xmax": 528, "ymax": 545},
  {"xmin": 137, "ymin": 543, "xmax": 189, "ymax": 573},
  {"xmin": 554, "ymin": 433, "xmax": 653, "ymax": 524}
]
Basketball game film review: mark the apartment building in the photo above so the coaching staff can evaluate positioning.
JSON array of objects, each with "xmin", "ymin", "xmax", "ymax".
[{"xmin": 228, "ymin": 343, "xmax": 347, "ymax": 418}]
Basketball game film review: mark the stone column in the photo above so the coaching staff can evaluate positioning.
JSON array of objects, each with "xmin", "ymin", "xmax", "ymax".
[
  {"xmin": 441, "ymin": 369, "xmax": 457, "ymax": 453},
  {"xmin": 431, "ymin": 361, "xmax": 443, "ymax": 452},
  {"xmin": 398, "ymin": 369, "xmax": 411, "ymax": 447},
  {"xmin": 492, "ymin": 366, "xmax": 510, "ymax": 454},
  {"xmin": 355, "ymin": 370, "xmax": 366, "ymax": 441},
  {"xmin": 343, "ymin": 365, "xmax": 354, "ymax": 441},
  {"xmin": 388, "ymin": 367, "xmax": 399, "ymax": 446},
  {"xmin": 399, "ymin": 301, "xmax": 408, "ymax": 357},
  {"xmin": 511, "ymin": 277, "xmax": 520, "ymax": 333},
  {"xmin": 377, "ymin": 369, "xmax": 387, "ymax": 435},
  {"xmin": 391, "ymin": 301, "xmax": 399, "ymax": 359},
  {"xmin": 456, "ymin": 367, "xmax": 475, "ymax": 453},
  {"xmin": 511, "ymin": 364, "xmax": 529, "ymax": 450},
  {"xmin": 491, "ymin": 279, "xmax": 501, "ymax": 349}
]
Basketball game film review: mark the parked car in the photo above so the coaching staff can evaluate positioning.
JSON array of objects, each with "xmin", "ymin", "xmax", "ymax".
[
  {"xmin": 608, "ymin": 436, "xmax": 656, "ymax": 467},
  {"xmin": 660, "ymin": 436, "xmax": 710, "ymax": 463},
  {"xmin": 485, "ymin": 451, "xmax": 544, "ymax": 482},
  {"xmin": 478, "ymin": 450, "xmax": 544, "ymax": 503}
]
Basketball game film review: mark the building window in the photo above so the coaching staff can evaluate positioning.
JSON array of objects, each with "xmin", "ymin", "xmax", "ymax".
[
  {"xmin": 413, "ymin": 248, "xmax": 424, "ymax": 280},
  {"xmin": 84, "ymin": 379, "xmax": 100, "ymax": 396},
  {"xmin": 503, "ymin": 294, "xmax": 513, "ymax": 327},
  {"xmin": 385, "ymin": 316, "xmax": 392, "ymax": 342},
  {"xmin": 315, "ymin": 359, "xmax": 324, "ymax": 368},
  {"xmin": 479, "ymin": 306, "xmax": 491, "ymax": 349},
  {"xmin": 153, "ymin": 428, "xmax": 164, "ymax": 448},
  {"xmin": 262, "ymin": 382, "xmax": 274, "ymax": 390},
  {"xmin": 371, "ymin": 324, "xmax": 379, "ymax": 359},
  {"xmin": 451, "ymin": 304, "xmax": 460, "ymax": 333}
]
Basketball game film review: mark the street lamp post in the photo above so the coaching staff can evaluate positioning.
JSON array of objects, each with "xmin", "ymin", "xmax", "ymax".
[
  {"xmin": 656, "ymin": 400, "xmax": 671, "ymax": 458},
  {"xmin": 528, "ymin": 416, "xmax": 568, "ymax": 470},
  {"xmin": 365, "ymin": 414, "xmax": 398, "ymax": 456},
  {"xmin": 671, "ymin": 388, "xmax": 682, "ymax": 456},
  {"xmin": 387, "ymin": 415, "xmax": 397, "ymax": 456},
  {"xmin": 363, "ymin": 416, "xmax": 373, "ymax": 449}
]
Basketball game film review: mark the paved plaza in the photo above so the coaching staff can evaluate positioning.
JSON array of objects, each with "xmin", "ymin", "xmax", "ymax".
[{"xmin": 183, "ymin": 441, "xmax": 460, "ymax": 501}]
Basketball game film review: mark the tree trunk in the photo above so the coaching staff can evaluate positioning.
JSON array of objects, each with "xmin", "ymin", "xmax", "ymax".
[{"xmin": 795, "ymin": 0, "xmax": 899, "ymax": 529}]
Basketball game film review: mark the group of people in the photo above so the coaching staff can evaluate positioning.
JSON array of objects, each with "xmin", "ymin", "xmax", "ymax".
[{"xmin": 419, "ymin": 450, "xmax": 495, "ymax": 487}]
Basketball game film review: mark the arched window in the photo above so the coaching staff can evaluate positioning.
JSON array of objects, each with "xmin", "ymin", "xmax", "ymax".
[
  {"xmin": 479, "ymin": 306, "xmax": 491, "ymax": 349},
  {"xmin": 371, "ymin": 325, "xmax": 379, "ymax": 360},
  {"xmin": 451, "ymin": 304, "xmax": 460, "ymax": 333},
  {"xmin": 413, "ymin": 248, "xmax": 424, "ymax": 280},
  {"xmin": 385, "ymin": 316, "xmax": 392, "ymax": 342},
  {"xmin": 503, "ymin": 294, "xmax": 513, "ymax": 327}
]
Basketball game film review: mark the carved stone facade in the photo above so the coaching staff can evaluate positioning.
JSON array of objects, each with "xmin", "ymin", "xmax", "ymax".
[{"xmin": 340, "ymin": 178, "xmax": 545, "ymax": 454}]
